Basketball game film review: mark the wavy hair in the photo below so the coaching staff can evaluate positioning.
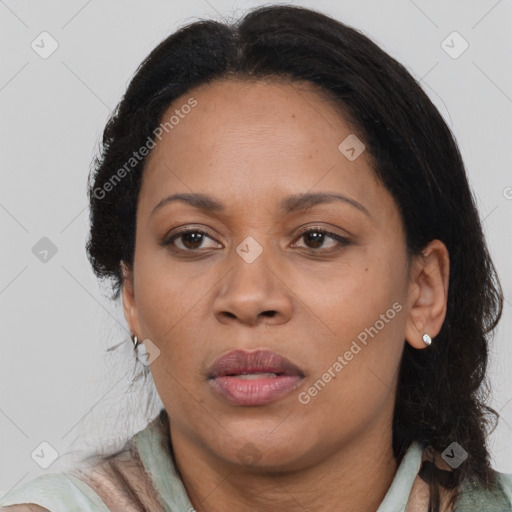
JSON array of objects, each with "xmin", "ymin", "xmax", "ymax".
[{"xmin": 85, "ymin": 5, "xmax": 504, "ymax": 511}]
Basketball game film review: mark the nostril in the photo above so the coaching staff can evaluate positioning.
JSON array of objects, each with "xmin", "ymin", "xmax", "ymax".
[{"xmin": 262, "ymin": 310, "xmax": 277, "ymax": 317}]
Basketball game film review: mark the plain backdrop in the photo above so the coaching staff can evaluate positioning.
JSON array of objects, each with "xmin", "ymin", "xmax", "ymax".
[{"xmin": 1, "ymin": 0, "xmax": 511, "ymax": 495}]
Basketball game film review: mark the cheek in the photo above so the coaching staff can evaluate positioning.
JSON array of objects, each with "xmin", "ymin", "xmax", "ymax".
[
  {"xmin": 297, "ymin": 298, "xmax": 405, "ymax": 439},
  {"xmin": 296, "ymin": 246, "xmax": 407, "ymax": 401},
  {"xmin": 133, "ymin": 243, "xmax": 201, "ymax": 333},
  {"xmin": 133, "ymin": 259, "xmax": 212, "ymax": 371},
  {"xmin": 299, "ymin": 245, "xmax": 405, "ymax": 334}
]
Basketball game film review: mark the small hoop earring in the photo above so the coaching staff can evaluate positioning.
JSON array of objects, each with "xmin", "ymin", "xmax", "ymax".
[{"xmin": 422, "ymin": 333, "xmax": 432, "ymax": 346}]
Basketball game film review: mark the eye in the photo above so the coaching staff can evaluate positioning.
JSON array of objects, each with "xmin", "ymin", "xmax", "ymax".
[
  {"xmin": 162, "ymin": 228, "xmax": 222, "ymax": 251},
  {"xmin": 161, "ymin": 226, "xmax": 350, "ymax": 253},
  {"xmin": 292, "ymin": 227, "xmax": 350, "ymax": 251}
]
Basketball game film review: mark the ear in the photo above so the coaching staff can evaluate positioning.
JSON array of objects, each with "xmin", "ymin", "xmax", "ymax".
[
  {"xmin": 121, "ymin": 261, "xmax": 141, "ymax": 338},
  {"xmin": 404, "ymin": 239, "xmax": 450, "ymax": 349}
]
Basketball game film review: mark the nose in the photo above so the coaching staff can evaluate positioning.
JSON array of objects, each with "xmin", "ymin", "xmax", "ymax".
[{"xmin": 213, "ymin": 245, "xmax": 293, "ymax": 327}]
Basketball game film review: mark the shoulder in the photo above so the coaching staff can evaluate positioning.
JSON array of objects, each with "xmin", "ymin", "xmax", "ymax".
[
  {"xmin": 492, "ymin": 470, "xmax": 512, "ymax": 510},
  {"xmin": 0, "ymin": 472, "xmax": 110, "ymax": 512},
  {"xmin": 453, "ymin": 469, "xmax": 512, "ymax": 511},
  {"xmin": 498, "ymin": 470, "xmax": 512, "ymax": 500},
  {"xmin": 0, "ymin": 417, "xmax": 167, "ymax": 512},
  {"xmin": 74, "ymin": 446, "xmax": 165, "ymax": 512},
  {"xmin": 0, "ymin": 448, "xmax": 163, "ymax": 512}
]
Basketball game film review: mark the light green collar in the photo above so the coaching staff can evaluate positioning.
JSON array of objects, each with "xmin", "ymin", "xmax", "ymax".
[
  {"xmin": 136, "ymin": 416, "xmax": 195, "ymax": 511},
  {"xmin": 377, "ymin": 441, "xmax": 424, "ymax": 512}
]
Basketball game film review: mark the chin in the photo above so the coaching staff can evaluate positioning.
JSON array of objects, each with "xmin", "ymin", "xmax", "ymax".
[{"xmin": 212, "ymin": 427, "xmax": 316, "ymax": 472}]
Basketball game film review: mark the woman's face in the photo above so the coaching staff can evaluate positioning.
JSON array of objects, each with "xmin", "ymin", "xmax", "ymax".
[{"xmin": 122, "ymin": 78, "xmax": 426, "ymax": 471}]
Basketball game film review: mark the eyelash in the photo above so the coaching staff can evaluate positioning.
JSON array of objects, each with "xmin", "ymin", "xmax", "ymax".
[{"xmin": 161, "ymin": 226, "xmax": 350, "ymax": 254}]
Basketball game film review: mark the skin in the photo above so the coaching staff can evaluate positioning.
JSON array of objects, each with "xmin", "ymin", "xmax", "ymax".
[{"xmin": 121, "ymin": 78, "xmax": 450, "ymax": 512}]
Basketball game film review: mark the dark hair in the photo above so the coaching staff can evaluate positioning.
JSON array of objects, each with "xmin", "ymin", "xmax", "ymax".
[{"xmin": 85, "ymin": 5, "xmax": 504, "ymax": 511}]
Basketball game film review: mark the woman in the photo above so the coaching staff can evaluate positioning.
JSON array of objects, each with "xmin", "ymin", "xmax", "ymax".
[{"xmin": 1, "ymin": 4, "xmax": 511, "ymax": 512}]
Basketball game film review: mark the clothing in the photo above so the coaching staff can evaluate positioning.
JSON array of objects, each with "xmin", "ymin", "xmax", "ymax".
[{"xmin": 1, "ymin": 413, "xmax": 511, "ymax": 511}]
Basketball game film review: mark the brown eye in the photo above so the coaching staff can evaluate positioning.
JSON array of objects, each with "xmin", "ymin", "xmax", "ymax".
[
  {"xmin": 163, "ymin": 229, "xmax": 221, "ymax": 251},
  {"xmin": 180, "ymin": 231, "xmax": 207, "ymax": 249},
  {"xmin": 293, "ymin": 228, "xmax": 350, "ymax": 251}
]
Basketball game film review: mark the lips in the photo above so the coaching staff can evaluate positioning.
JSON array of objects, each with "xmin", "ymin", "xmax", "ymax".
[{"xmin": 207, "ymin": 349, "xmax": 305, "ymax": 406}]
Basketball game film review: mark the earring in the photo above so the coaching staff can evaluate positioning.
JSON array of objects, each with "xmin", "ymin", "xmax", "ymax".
[
  {"xmin": 422, "ymin": 333, "xmax": 432, "ymax": 346},
  {"xmin": 131, "ymin": 333, "xmax": 141, "ymax": 349}
]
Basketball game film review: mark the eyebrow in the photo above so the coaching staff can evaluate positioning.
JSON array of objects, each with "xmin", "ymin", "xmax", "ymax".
[{"xmin": 149, "ymin": 191, "xmax": 371, "ymax": 218}]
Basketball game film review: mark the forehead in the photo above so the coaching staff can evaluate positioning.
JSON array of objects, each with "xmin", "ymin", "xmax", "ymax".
[{"xmin": 139, "ymin": 78, "xmax": 386, "ymax": 219}]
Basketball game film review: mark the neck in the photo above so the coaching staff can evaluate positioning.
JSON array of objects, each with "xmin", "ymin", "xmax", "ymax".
[{"xmin": 169, "ymin": 421, "xmax": 399, "ymax": 512}]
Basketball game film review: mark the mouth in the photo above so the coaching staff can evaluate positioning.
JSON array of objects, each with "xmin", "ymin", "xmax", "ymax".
[{"xmin": 207, "ymin": 349, "xmax": 305, "ymax": 406}]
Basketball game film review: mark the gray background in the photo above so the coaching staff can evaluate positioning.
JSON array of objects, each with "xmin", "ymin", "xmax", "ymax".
[{"xmin": 1, "ymin": 0, "xmax": 511, "ymax": 495}]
